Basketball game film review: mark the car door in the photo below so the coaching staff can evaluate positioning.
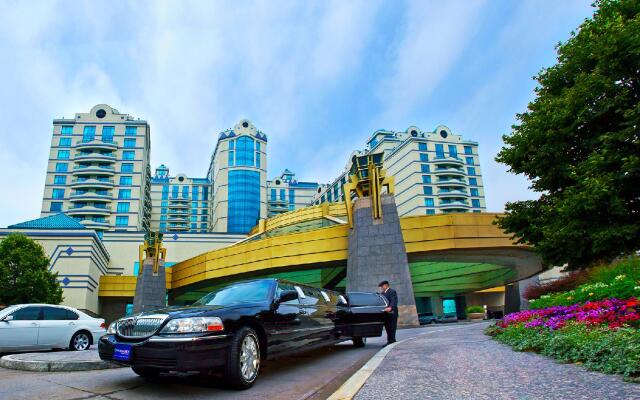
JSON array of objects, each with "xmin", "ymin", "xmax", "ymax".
[
  {"xmin": 0, "ymin": 306, "xmax": 41, "ymax": 351},
  {"xmin": 38, "ymin": 306, "xmax": 77, "ymax": 348},
  {"xmin": 344, "ymin": 292, "xmax": 388, "ymax": 338},
  {"xmin": 297, "ymin": 286, "xmax": 333, "ymax": 345},
  {"xmin": 265, "ymin": 282, "xmax": 305, "ymax": 356}
]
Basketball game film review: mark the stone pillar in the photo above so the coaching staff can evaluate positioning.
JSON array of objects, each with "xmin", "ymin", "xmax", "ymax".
[
  {"xmin": 504, "ymin": 283, "xmax": 520, "ymax": 315},
  {"xmin": 347, "ymin": 194, "xmax": 419, "ymax": 327},
  {"xmin": 132, "ymin": 258, "xmax": 166, "ymax": 314}
]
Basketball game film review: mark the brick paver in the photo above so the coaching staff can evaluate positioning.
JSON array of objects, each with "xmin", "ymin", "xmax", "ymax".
[{"xmin": 355, "ymin": 322, "xmax": 640, "ymax": 400}]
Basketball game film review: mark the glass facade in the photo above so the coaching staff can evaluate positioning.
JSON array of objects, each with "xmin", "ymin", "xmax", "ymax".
[
  {"xmin": 235, "ymin": 137, "xmax": 255, "ymax": 167},
  {"xmin": 227, "ymin": 170, "xmax": 261, "ymax": 234},
  {"xmin": 102, "ymin": 126, "xmax": 114, "ymax": 143}
]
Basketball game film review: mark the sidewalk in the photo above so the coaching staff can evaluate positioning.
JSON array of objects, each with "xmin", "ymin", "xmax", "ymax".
[{"xmin": 354, "ymin": 322, "xmax": 640, "ymax": 400}]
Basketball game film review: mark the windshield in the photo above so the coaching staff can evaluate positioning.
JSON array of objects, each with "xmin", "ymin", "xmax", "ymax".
[{"xmin": 193, "ymin": 280, "xmax": 273, "ymax": 306}]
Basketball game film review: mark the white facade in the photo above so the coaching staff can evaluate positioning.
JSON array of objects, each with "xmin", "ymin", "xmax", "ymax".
[
  {"xmin": 312, "ymin": 125, "xmax": 486, "ymax": 216},
  {"xmin": 266, "ymin": 170, "xmax": 319, "ymax": 217},
  {"xmin": 42, "ymin": 104, "xmax": 152, "ymax": 233}
]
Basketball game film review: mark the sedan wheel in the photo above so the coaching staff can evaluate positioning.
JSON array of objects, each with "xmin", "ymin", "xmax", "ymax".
[
  {"xmin": 71, "ymin": 332, "xmax": 91, "ymax": 351},
  {"xmin": 224, "ymin": 327, "xmax": 261, "ymax": 389}
]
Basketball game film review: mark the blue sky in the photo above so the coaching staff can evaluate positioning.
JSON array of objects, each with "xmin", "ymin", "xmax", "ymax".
[{"xmin": 0, "ymin": 0, "xmax": 594, "ymax": 227}]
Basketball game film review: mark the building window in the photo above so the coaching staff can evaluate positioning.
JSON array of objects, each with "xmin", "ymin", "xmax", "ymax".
[
  {"xmin": 419, "ymin": 153, "xmax": 428, "ymax": 162},
  {"xmin": 448, "ymin": 145, "xmax": 458, "ymax": 159},
  {"xmin": 192, "ymin": 186, "xmax": 199, "ymax": 200},
  {"xmin": 472, "ymin": 199, "xmax": 481, "ymax": 208},
  {"xmin": 202, "ymin": 187, "xmax": 208, "ymax": 201},
  {"xmin": 467, "ymin": 167, "xmax": 476, "ymax": 176},
  {"xmin": 102, "ymin": 126, "xmax": 114, "ymax": 143},
  {"xmin": 122, "ymin": 150, "xmax": 135, "ymax": 160},
  {"xmin": 59, "ymin": 138, "xmax": 71, "ymax": 147},
  {"xmin": 182, "ymin": 186, "xmax": 189, "ymax": 198},
  {"xmin": 61, "ymin": 126, "xmax": 73, "ymax": 135},
  {"xmin": 465, "ymin": 156, "xmax": 474, "ymax": 165},
  {"xmin": 82, "ymin": 126, "xmax": 96, "ymax": 142},
  {"xmin": 227, "ymin": 170, "xmax": 260, "ymax": 234},
  {"xmin": 172, "ymin": 185, "xmax": 179, "ymax": 198},
  {"xmin": 426, "ymin": 209, "xmax": 435, "ymax": 215},
  {"xmin": 256, "ymin": 152, "xmax": 261, "ymax": 168},
  {"xmin": 270, "ymin": 188, "xmax": 276, "ymax": 201},
  {"xmin": 119, "ymin": 176, "xmax": 132, "ymax": 186},
  {"xmin": 421, "ymin": 164, "xmax": 430, "ymax": 173},
  {"xmin": 57, "ymin": 150, "xmax": 70, "ymax": 159},
  {"xmin": 119, "ymin": 189, "xmax": 131, "ymax": 199},
  {"xmin": 422, "ymin": 175, "xmax": 431, "ymax": 184},
  {"xmin": 228, "ymin": 150, "xmax": 235, "ymax": 166},
  {"xmin": 435, "ymin": 144, "xmax": 444, "ymax": 159},
  {"xmin": 52, "ymin": 189, "xmax": 65, "ymax": 199},
  {"xmin": 115, "ymin": 216, "xmax": 129, "ymax": 226},
  {"xmin": 469, "ymin": 178, "xmax": 478, "ymax": 186},
  {"xmin": 424, "ymin": 198, "xmax": 434, "ymax": 207},
  {"xmin": 53, "ymin": 175, "xmax": 66, "ymax": 185},
  {"xmin": 190, "ymin": 216, "xmax": 197, "ymax": 223},
  {"xmin": 160, "ymin": 222, "xmax": 167, "ymax": 231},
  {"xmin": 117, "ymin": 202, "xmax": 130, "ymax": 213},
  {"xmin": 470, "ymin": 188, "xmax": 479, "ymax": 196},
  {"xmin": 121, "ymin": 163, "xmax": 133, "ymax": 173},
  {"xmin": 234, "ymin": 136, "xmax": 255, "ymax": 167},
  {"xmin": 125, "ymin": 126, "xmax": 137, "ymax": 136},
  {"xmin": 279, "ymin": 189, "xmax": 285, "ymax": 201},
  {"xmin": 418, "ymin": 143, "xmax": 427, "ymax": 151},
  {"xmin": 289, "ymin": 189, "xmax": 295, "ymax": 204},
  {"xmin": 162, "ymin": 186, "xmax": 169, "ymax": 200},
  {"xmin": 124, "ymin": 138, "xmax": 136, "ymax": 148},
  {"xmin": 464, "ymin": 146, "xmax": 473, "ymax": 155},
  {"xmin": 423, "ymin": 186, "xmax": 432, "ymax": 195},
  {"xmin": 55, "ymin": 163, "xmax": 68, "ymax": 172},
  {"xmin": 50, "ymin": 202, "xmax": 63, "ymax": 212}
]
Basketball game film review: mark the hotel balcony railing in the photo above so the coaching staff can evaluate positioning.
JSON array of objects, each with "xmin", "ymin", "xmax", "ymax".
[
  {"xmin": 69, "ymin": 192, "xmax": 113, "ymax": 202},
  {"xmin": 72, "ymin": 165, "xmax": 116, "ymax": 176},
  {"xmin": 79, "ymin": 219, "xmax": 111, "ymax": 230},
  {"xmin": 70, "ymin": 178, "xmax": 115, "ymax": 188},
  {"xmin": 74, "ymin": 152, "xmax": 117, "ymax": 163},
  {"xmin": 66, "ymin": 205, "xmax": 112, "ymax": 216},
  {"xmin": 438, "ymin": 190, "xmax": 469, "ymax": 198},
  {"xmin": 75, "ymin": 140, "xmax": 118, "ymax": 151}
]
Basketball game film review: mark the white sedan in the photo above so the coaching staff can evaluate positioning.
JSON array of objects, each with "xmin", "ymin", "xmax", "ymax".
[{"xmin": 0, "ymin": 304, "xmax": 106, "ymax": 352}]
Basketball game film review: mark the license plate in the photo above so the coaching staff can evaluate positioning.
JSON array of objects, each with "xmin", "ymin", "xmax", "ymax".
[{"xmin": 113, "ymin": 344, "xmax": 132, "ymax": 361}]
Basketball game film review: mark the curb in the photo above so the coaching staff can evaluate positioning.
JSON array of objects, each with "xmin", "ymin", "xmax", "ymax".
[
  {"xmin": 0, "ymin": 354, "xmax": 124, "ymax": 372},
  {"xmin": 327, "ymin": 324, "xmax": 476, "ymax": 400}
]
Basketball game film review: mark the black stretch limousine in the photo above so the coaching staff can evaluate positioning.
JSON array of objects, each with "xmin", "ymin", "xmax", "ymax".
[{"xmin": 99, "ymin": 278, "xmax": 388, "ymax": 389}]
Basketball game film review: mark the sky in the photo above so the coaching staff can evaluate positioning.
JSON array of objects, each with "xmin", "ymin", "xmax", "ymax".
[{"xmin": 0, "ymin": 0, "xmax": 595, "ymax": 227}]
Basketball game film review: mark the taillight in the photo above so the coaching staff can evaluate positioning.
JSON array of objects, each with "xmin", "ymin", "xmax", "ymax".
[{"xmin": 100, "ymin": 322, "xmax": 106, "ymax": 329}]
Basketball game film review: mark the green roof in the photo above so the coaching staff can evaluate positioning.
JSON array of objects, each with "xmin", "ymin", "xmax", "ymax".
[{"xmin": 8, "ymin": 213, "xmax": 87, "ymax": 230}]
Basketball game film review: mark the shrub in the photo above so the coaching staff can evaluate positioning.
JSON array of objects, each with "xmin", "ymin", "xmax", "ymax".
[
  {"xmin": 523, "ymin": 270, "xmax": 590, "ymax": 300},
  {"xmin": 466, "ymin": 305, "xmax": 484, "ymax": 314}
]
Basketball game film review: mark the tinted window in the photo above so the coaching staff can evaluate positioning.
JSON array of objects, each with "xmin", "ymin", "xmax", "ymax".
[
  {"xmin": 11, "ymin": 306, "xmax": 41, "ymax": 320},
  {"xmin": 42, "ymin": 306, "xmax": 77, "ymax": 320},
  {"xmin": 347, "ymin": 293, "xmax": 387, "ymax": 307},
  {"xmin": 194, "ymin": 280, "xmax": 272, "ymax": 306},
  {"xmin": 321, "ymin": 290, "xmax": 343, "ymax": 306},
  {"xmin": 276, "ymin": 282, "xmax": 299, "ymax": 305},
  {"xmin": 298, "ymin": 286, "xmax": 324, "ymax": 306}
]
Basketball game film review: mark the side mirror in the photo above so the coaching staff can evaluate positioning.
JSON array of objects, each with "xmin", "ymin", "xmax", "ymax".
[
  {"xmin": 278, "ymin": 290, "xmax": 298, "ymax": 304},
  {"xmin": 2, "ymin": 315, "xmax": 14, "ymax": 322}
]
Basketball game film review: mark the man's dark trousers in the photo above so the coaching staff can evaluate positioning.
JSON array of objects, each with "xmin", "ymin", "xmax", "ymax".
[{"xmin": 384, "ymin": 310, "xmax": 398, "ymax": 343}]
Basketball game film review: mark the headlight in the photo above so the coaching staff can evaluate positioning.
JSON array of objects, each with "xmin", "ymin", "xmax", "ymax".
[
  {"xmin": 160, "ymin": 317, "xmax": 224, "ymax": 334},
  {"xmin": 107, "ymin": 321, "xmax": 117, "ymax": 334}
]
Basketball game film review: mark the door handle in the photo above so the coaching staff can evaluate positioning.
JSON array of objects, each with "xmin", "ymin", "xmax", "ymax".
[
  {"xmin": 30, "ymin": 323, "xmax": 38, "ymax": 326},
  {"xmin": 300, "ymin": 310, "xmax": 308, "ymax": 315},
  {"xmin": 69, "ymin": 322, "xmax": 76, "ymax": 326}
]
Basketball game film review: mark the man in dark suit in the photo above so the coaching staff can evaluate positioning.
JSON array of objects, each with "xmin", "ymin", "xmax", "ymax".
[{"xmin": 378, "ymin": 280, "xmax": 398, "ymax": 345}]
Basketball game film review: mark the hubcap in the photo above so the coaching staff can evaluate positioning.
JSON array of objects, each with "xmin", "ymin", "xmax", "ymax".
[
  {"xmin": 239, "ymin": 334, "xmax": 259, "ymax": 381},
  {"xmin": 74, "ymin": 334, "xmax": 90, "ymax": 350}
]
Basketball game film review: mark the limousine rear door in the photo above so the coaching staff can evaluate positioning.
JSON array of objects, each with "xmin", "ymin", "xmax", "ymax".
[
  {"xmin": 266, "ymin": 282, "xmax": 307, "ymax": 356},
  {"xmin": 344, "ymin": 292, "xmax": 387, "ymax": 338}
]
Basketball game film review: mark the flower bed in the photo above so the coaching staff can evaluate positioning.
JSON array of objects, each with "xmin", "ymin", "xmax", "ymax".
[
  {"xmin": 530, "ymin": 275, "xmax": 640, "ymax": 309},
  {"xmin": 487, "ymin": 297, "xmax": 640, "ymax": 380}
]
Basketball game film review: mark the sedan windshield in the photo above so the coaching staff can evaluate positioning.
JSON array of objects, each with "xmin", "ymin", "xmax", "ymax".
[{"xmin": 193, "ymin": 280, "xmax": 272, "ymax": 306}]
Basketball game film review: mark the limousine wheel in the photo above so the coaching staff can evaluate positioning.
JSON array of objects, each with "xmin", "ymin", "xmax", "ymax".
[
  {"xmin": 352, "ymin": 337, "xmax": 366, "ymax": 347},
  {"xmin": 70, "ymin": 331, "xmax": 91, "ymax": 351},
  {"xmin": 225, "ymin": 326, "xmax": 261, "ymax": 389}
]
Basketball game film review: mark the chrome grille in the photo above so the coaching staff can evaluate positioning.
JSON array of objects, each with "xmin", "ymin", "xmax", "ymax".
[{"xmin": 117, "ymin": 315, "xmax": 167, "ymax": 338}]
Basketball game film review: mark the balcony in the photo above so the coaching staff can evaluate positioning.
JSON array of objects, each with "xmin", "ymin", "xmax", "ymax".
[
  {"xmin": 433, "ymin": 156, "xmax": 464, "ymax": 166},
  {"xmin": 79, "ymin": 219, "xmax": 111, "ymax": 230},
  {"xmin": 436, "ymin": 177, "xmax": 467, "ymax": 186},
  {"xmin": 72, "ymin": 165, "xmax": 116, "ymax": 176},
  {"xmin": 70, "ymin": 178, "xmax": 114, "ymax": 189},
  {"xmin": 74, "ymin": 152, "xmax": 116, "ymax": 163},
  {"xmin": 438, "ymin": 190, "xmax": 469, "ymax": 198},
  {"xmin": 67, "ymin": 205, "xmax": 112, "ymax": 217},
  {"xmin": 169, "ymin": 196, "xmax": 190, "ymax": 202},
  {"xmin": 439, "ymin": 201, "xmax": 470, "ymax": 210},
  {"xmin": 167, "ymin": 223, "xmax": 189, "ymax": 231},
  {"xmin": 168, "ymin": 202, "xmax": 189, "ymax": 209},
  {"xmin": 167, "ymin": 209, "xmax": 189, "ymax": 216},
  {"xmin": 433, "ymin": 167, "xmax": 465, "ymax": 177},
  {"xmin": 167, "ymin": 216, "xmax": 189, "ymax": 223},
  {"xmin": 69, "ymin": 192, "xmax": 113, "ymax": 202},
  {"xmin": 75, "ymin": 140, "xmax": 118, "ymax": 151}
]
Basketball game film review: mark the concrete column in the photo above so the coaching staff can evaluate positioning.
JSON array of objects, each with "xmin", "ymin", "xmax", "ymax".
[
  {"xmin": 431, "ymin": 295, "xmax": 443, "ymax": 316},
  {"xmin": 133, "ymin": 258, "xmax": 166, "ymax": 314},
  {"xmin": 346, "ymin": 194, "xmax": 419, "ymax": 327}
]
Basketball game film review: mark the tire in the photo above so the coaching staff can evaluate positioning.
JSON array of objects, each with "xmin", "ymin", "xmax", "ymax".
[
  {"xmin": 70, "ymin": 331, "xmax": 91, "ymax": 351},
  {"xmin": 352, "ymin": 337, "xmax": 366, "ymax": 347},
  {"xmin": 132, "ymin": 366, "xmax": 161, "ymax": 379},
  {"xmin": 224, "ymin": 327, "xmax": 261, "ymax": 390}
]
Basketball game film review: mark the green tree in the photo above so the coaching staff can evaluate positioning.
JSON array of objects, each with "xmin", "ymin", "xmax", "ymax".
[
  {"xmin": 0, "ymin": 233, "xmax": 63, "ymax": 305},
  {"xmin": 496, "ymin": 0, "xmax": 640, "ymax": 270}
]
